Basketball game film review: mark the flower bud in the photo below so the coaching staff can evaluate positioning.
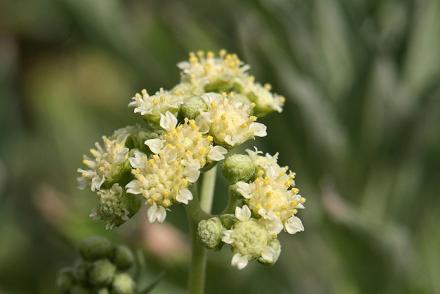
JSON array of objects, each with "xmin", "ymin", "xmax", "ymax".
[
  {"xmin": 197, "ymin": 217, "xmax": 224, "ymax": 249},
  {"xmin": 89, "ymin": 259, "xmax": 116, "ymax": 286},
  {"xmin": 112, "ymin": 245, "xmax": 134, "ymax": 270},
  {"xmin": 112, "ymin": 273, "xmax": 136, "ymax": 294},
  {"xmin": 222, "ymin": 154, "xmax": 256, "ymax": 183},
  {"xmin": 79, "ymin": 236, "xmax": 114, "ymax": 261},
  {"xmin": 56, "ymin": 268, "xmax": 75, "ymax": 293},
  {"xmin": 179, "ymin": 96, "xmax": 208, "ymax": 119},
  {"xmin": 91, "ymin": 184, "xmax": 141, "ymax": 230}
]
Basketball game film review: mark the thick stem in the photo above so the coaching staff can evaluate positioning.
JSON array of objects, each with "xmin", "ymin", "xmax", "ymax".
[{"xmin": 187, "ymin": 166, "xmax": 217, "ymax": 294}]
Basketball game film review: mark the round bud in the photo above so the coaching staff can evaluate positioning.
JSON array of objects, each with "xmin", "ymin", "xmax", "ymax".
[
  {"xmin": 179, "ymin": 96, "xmax": 208, "ymax": 119},
  {"xmin": 197, "ymin": 217, "xmax": 224, "ymax": 249},
  {"xmin": 79, "ymin": 236, "xmax": 113, "ymax": 261},
  {"xmin": 56, "ymin": 268, "xmax": 75, "ymax": 293},
  {"xmin": 112, "ymin": 273, "xmax": 136, "ymax": 294},
  {"xmin": 112, "ymin": 245, "xmax": 134, "ymax": 270},
  {"xmin": 89, "ymin": 259, "xmax": 116, "ymax": 286},
  {"xmin": 222, "ymin": 154, "xmax": 255, "ymax": 184}
]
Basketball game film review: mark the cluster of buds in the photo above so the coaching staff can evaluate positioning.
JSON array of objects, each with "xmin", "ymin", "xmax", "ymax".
[
  {"xmin": 77, "ymin": 50, "xmax": 305, "ymax": 270},
  {"xmin": 56, "ymin": 237, "xmax": 136, "ymax": 294}
]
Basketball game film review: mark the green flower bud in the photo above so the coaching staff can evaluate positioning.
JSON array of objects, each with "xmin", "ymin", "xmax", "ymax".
[
  {"xmin": 204, "ymin": 80, "xmax": 242, "ymax": 93},
  {"xmin": 179, "ymin": 96, "xmax": 208, "ymax": 119},
  {"xmin": 197, "ymin": 217, "xmax": 224, "ymax": 249},
  {"xmin": 79, "ymin": 237, "xmax": 114, "ymax": 261},
  {"xmin": 73, "ymin": 261, "xmax": 91, "ymax": 285},
  {"xmin": 70, "ymin": 285, "xmax": 91, "ymax": 294},
  {"xmin": 92, "ymin": 184, "xmax": 141, "ymax": 230},
  {"xmin": 222, "ymin": 154, "xmax": 256, "ymax": 183},
  {"xmin": 231, "ymin": 219, "xmax": 270, "ymax": 258},
  {"xmin": 56, "ymin": 268, "xmax": 75, "ymax": 293},
  {"xmin": 89, "ymin": 259, "xmax": 116, "ymax": 286},
  {"xmin": 112, "ymin": 245, "xmax": 134, "ymax": 270},
  {"xmin": 112, "ymin": 273, "xmax": 136, "ymax": 294}
]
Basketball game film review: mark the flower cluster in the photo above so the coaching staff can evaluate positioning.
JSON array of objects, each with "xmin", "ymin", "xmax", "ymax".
[
  {"xmin": 57, "ymin": 236, "xmax": 136, "ymax": 294},
  {"xmin": 197, "ymin": 149, "xmax": 305, "ymax": 269},
  {"xmin": 77, "ymin": 50, "xmax": 305, "ymax": 272},
  {"xmin": 178, "ymin": 50, "xmax": 285, "ymax": 116}
]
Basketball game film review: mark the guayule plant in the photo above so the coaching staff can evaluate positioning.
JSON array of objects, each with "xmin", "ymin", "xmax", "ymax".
[{"xmin": 77, "ymin": 51, "xmax": 306, "ymax": 293}]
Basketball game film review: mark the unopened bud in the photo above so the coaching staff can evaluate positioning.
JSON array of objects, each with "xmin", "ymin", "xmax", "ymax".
[
  {"xmin": 112, "ymin": 245, "xmax": 134, "ymax": 270},
  {"xmin": 197, "ymin": 217, "xmax": 224, "ymax": 249},
  {"xmin": 89, "ymin": 259, "xmax": 116, "ymax": 286},
  {"xmin": 179, "ymin": 96, "xmax": 208, "ymax": 119},
  {"xmin": 79, "ymin": 236, "xmax": 114, "ymax": 261},
  {"xmin": 222, "ymin": 154, "xmax": 255, "ymax": 183},
  {"xmin": 112, "ymin": 273, "xmax": 136, "ymax": 294}
]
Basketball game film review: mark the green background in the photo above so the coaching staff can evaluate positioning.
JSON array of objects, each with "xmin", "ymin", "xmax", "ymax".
[{"xmin": 1, "ymin": 0, "xmax": 440, "ymax": 293}]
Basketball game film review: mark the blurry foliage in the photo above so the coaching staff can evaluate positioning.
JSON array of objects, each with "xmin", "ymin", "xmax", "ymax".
[{"xmin": 1, "ymin": 0, "xmax": 440, "ymax": 293}]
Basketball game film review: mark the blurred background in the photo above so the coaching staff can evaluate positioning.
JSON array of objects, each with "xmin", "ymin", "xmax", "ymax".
[{"xmin": 1, "ymin": 0, "xmax": 440, "ymax": 293}]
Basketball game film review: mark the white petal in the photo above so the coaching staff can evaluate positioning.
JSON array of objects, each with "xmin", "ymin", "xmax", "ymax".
[
  {"xmin": 235, "ymin": 205, "xmax": 251, "ymax": 221},
  {"xmin": 156, "ymin": 206, "xmax": 167, "ymax": 223},
  {"xmin": 285, "ymin": 216, "xmax": 304, "ymax": 234},
  {"xmin": 224, "ymin": 135, "xmax": 235, "ymax": 146},
  {"xmin": 160, "ymin": 111, "xmax": 178, "ymax": 131},
  {"xmin": 176, "ymin": 188, "xmax": 193, "ymax": 204},
  {"xmin": 145, "ymin": 138, "xmax": 163, "ymax": 154},
  {"xmin": 183, "ymin": 160, "xmax": 201, "ymax": 183},
  {"xmin": 195, "ymin": 114, "xmax": 210, "ymax": 133},
  {"xmin": 91, "ymin": 176, "xmax": 105, "ymax": 192},
  {"xmin": 265, "ymin": 218, "xmax": 283, "ymax": 235},
  {"xmin": 147, "ymin": 204, "xmax": 158, "ymax": 223},
  {"xmin": 129, "ymin": 151, "xmax": 145, "ymax": 169},
  {"xmin": 222, "ymin": 230, "xmax": 233, "ymax": 244},
  {"xmin": 250, "ymin": 122, "xmax": 267, "ymax": 137},
  {"xmin": 126, "ymin": 180, "xmax": 142, "ymax": 194},
  {"xmin": 208, "ymin": 145, "xmax": 228, "ymax": 161},
  {"xmin": 260, "ymin": 247, "xmax": 276, "ymax": 263},
  {"xmin": 235, "ymin": 182, "xmax": 251, "ymax": 199},
  {"xmin": 296, "ymin": 203, "xmax": 305, "ymax": 209},
  {"xmin": 231, "ymin": 253, "xmax": 249, "ymax": 270}
]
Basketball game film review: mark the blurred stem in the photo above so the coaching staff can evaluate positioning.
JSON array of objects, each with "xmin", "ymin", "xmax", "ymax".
[{"xmin": 187, "ymin": 166, "xmax": 217, "ymax": 294}]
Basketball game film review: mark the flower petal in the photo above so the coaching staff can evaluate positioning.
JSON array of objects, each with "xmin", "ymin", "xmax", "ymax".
[
  {"xmin": 231, "ymin": 253, "xmax": 249, "ymax": 270},
  {"xmin": 235, "ymin": 182, "xmax": 251, "ymax": 199},
  {"xmin": 250, "ymin": 122, "xmax": 267, "ymax": 137},
  {"xmin": 285, "ymin": 216, "xmax": 304, "ymax": 234},
  {"xmin": 145, "ymin": 138, "xmax": 163, "ymax": 154},
  {"xmin": 208, "ymin": 145, "xmax": 228, "ymax": 161},
  {"xmin": 160, "ymin": 111, "xmax": 178, "ymax": 131},
  {"xmin": 222, "ymin": 230, "xmax": 233, "ymax": 244},
  {"xmin": 176, "ymin": 188, "xmax": 193, "ymax": 204},
  {"xmin": 235, "ymin": 205, "xmax": 251, "ymax": 221},
  {"xmin": 126, "ymin": 180, "xmax": 142, "ymax": 194}
]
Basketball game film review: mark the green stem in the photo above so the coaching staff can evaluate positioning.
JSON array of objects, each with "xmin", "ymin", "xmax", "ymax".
[{"xmin": 187, "ymin": 166, "xmax": 217, "ymax": 294}]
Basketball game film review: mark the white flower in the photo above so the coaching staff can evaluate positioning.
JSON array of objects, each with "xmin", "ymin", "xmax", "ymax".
[
  {"xmin": 77, "ymin": 133, "xmax": 130, "ymax": 191},
  {"xmin": 147, "ymin": 203, "xmax": 167, "ymax": 223},
  {"xmin": 129, "ymin": 88, "xmax": 183, "ymax": 120},
  {"xmin": 222, "ymin": 205, "xmax": 279, "ymax": 269},
  {"xmin": 198, "ymin": 93, "xmax": 267, "ymax": 147},
  {"xmin": 235, "ymin": 149, "xmax": 306, "ymax": 235}
]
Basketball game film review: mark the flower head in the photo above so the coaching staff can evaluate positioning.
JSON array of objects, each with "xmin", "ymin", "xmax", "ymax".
[
  {"xmin": 197, "ymin": 93, "xmax": 267, "ymax": 147},
  {"xmin": 129, "ymin": 88, "xmax": 183, "ymax": 122},
  {"xmin": 90, "ymin": 183, "xmax": 141, "ymax": 230},
  {"xmin": 178, "ymin": 50, "xmax": 249, "ymax": 93},
  {"xmin": 222, "ymin": 205, "xmax": 280, "ymax": 269},
  {"xmin": 234, "ymin": 149, "xmax": 306, "ymax": 235},
  {"xmin": 77, "ymin": 132, "xmax": 130, "ymax": 192}
]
